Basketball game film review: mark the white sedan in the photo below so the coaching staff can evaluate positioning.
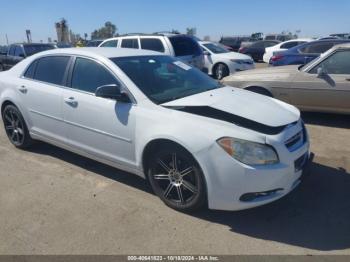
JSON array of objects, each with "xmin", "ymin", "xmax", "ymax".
[
  {"xmin": 199, "ymin": 41, "xmax": 255, "ymax": 80},
  {"xmin": 0, "ymin": 48, "xmax": 310, "ymax": 211},
  {"xmin": 263, "ymin": 38, "xmax": 313, "ymax": 63}
]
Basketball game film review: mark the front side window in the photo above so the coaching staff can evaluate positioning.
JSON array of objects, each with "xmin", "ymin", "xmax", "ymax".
[
  {"xmin": 111, "ymin": 55, "xmax": 221, "ymax": 104},
  {"xmin": 202, "ymin": 43, "xmax": 229, "ymax": 54},
  {"xmin": 71, "ymin": 57, "xmax": 119, "ymax": 93},
  {"xmin": 140, "ymin": 38, "xmax": 165, "ymax": 52},
  {"xmin": 169, "ymin": 36, "xmax": 202, "ymax": 56},
  {"xmin": 121, "ymin": 38, "xmax": 139, "ymax": 49},
  {"xmin": 101, "ymin": 40, "xmax": 118, "ymax": 47},
  {"xmin": 309, "ymin": 50, "xmax": 350, "ymax": 74},
  {"xmin": 34, "ymin": 56, "xmax": 70, "ymax": 85}
]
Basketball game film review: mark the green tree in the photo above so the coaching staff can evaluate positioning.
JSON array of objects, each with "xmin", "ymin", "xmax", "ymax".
[{"xmin": 91, "ymin": 21, "xmax": 118, "ymax": 40}]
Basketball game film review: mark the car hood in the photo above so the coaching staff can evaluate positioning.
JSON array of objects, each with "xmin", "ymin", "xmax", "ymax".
[
  {"xmin": 161, "ymin": 86, "xmax": 299, "ymax": 133},
  {"xmin": 214, "ymin": 52, "xmax": 252, "ymax": 60}
]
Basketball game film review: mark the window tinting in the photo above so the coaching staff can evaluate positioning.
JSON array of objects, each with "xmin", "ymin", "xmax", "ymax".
[
  {"xmin": 24, "ymin": 44, "xmax": 55, "ymax": 56},
  {"xmin": 71, "ymin": 57, "xmax": 119, "ymax": 93},
  {"xmin": 9, "ymin": 45, "xmax": 16, "ymax": 56},
  {"xmin": 24, "ymin": 60, "xmax": 38, "ymax": 79},
  {"xmin": 101, "ymin": 40, "xmax": 118, "ymax": 47},
  {"xmin": 140, "ymin": 38, "xmax": 165, "ymax": 52},
  {"xmin": 34, "ymin": 56, "xmax": 70, "ymax": 85},
  {"xmin": 14, "ymin": 46, "xmax": 25, "ymax": 57},
  {"xmin": 300, "ymin": 42, "xmax": 334, "ymax": 54},
  {"xmin": 169, "ymin": 36, "xmax": 201, "ymax": 56},
  {"xmin": 121, "ymin": 38, "xmax": 139, "ymax": 49},
  {"xmin": 280, "ymin": 42, "xmax": 299, "ymax": 49},
  {"xmin": 309, "ymin": 50, "xmax": 350, "ymax": 74}
]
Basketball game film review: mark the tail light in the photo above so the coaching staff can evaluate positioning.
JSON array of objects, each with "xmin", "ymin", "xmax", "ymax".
[
  {"xmin": 271, "ymin": 54, "xmax": 284, "ymax": 62},
  {"xmin": 238, "ymin": 47, "xmax": 246, "ymax": 53}
]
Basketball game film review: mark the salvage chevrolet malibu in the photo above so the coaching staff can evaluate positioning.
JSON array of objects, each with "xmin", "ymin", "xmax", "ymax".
[{"xmin": 0, "ymin": 48, "xmax": 310, "ymax": 211}]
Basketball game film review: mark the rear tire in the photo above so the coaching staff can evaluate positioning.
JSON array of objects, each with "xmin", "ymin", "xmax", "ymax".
[
  {"xmin": 0, "ymin": 64, "xmax": 4, "ymax": 72},
  {"xmin": 147, "ymin": 145, "xmax": 207, "ymax": 211},
  {"xmin": 2, "ymin": 105, "xmax": 33, "ymax": 149}
]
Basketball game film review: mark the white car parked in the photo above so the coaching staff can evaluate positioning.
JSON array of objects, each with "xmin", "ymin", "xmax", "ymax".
[
  {"xmin": 199, "ymin": 41, "xmax": 255, "ymax": 80},
  {"xmin": 99, "ymin": 33, "xmax": 205, "ymax": 70},
  {"xmin": 0, "ymin": 48, "xmax": 310, "ymax": 211},
  {"xmin": 263, "ymin": 39, "xmax": 313, "ymax": 64}
]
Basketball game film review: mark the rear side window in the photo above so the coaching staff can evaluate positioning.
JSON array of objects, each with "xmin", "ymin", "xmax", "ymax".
[
  {"xmin": 100, "ymin": 40, "xmax": 118, "ymax": 47},
  {"xmin": 169, "ymin": 36, "xmax": 201, "ymax": 56},
  {"xmin": 8, "ymin": 46, "xmax": 16, "ymax": 56},
  {"xmin": 121, "ymin": 38, "xmax": 139, "ymax": 49},
  {"xmin": 140, "ymin": 38, "xmax": 165, "ymax": 52},
  {"xmin": 281, "ymin": 42, "xmax": 299, "ymax": 49},
  {"xmin": 14, "ymin": 46, "xmax": 25, "ymax": 57},
  {"xmin": 300, "ymin": 42, "xmax": 334, "ymax": 54},
  {"xmin": 24, "ymin": 60, "xmax": 38, "ymax": 78},
  {"xmin": 34, "ymin": 56, "xmax": 70, "ymax": 85},
  {"xmin": 71, "ymin": 57, "xmax": 119, "ymax": 93}
]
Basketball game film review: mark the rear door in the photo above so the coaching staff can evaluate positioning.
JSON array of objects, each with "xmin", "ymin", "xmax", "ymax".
[
  {"xmin": 289, "ymin": 50, "xmax": 350, "ymax": 113},
  {"xmin": 19, "ymin": 55, "xmax": 71, "ymax": 140},
  {"xmin": 168, "ymin": 35, "xmax": 204, "ymax": 69}
]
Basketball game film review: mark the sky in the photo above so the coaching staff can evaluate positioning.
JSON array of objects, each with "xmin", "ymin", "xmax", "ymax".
[{"xmin": 0, "ymin": 0, "xmax": 349, "ymax": 45}]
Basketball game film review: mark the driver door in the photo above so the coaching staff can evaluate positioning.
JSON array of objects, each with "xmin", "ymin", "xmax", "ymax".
[
  {"xmin": 288, "ymin": 49, "xmax": 350, "ymax": 113},
  {"xmin": 62, "ymin": 57, "xmax": 136, "ymax": 167}
]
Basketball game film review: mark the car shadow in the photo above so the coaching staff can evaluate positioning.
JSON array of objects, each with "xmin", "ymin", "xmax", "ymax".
[
  {"xmin": 26, "ymin": 142, "xmax": 350, "ymax": 251},
  {"xmin": 301, "ymin": 112, "xmax": 350, "ymax": 129}
]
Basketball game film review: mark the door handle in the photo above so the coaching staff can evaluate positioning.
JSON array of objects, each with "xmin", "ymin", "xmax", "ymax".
[
  {"xmin": 18, "ymin": 85, "xmax": 27, "ymax": 94},
  {"xmin": 345, "ymin": 78, "xmax": 350, "ymax": 81},
  {"xmin": 64, "ymin": 97, "xmax": 78, "ymax": 107}
]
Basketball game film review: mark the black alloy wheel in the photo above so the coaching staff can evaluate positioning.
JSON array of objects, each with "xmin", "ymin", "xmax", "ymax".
[{"xmin": 148, "ymin": 145, "xmax": 206, "ymax": 211}]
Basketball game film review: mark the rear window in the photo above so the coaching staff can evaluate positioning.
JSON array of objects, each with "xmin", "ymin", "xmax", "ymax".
[
  {"xmin": 24, "ymin": 44, "xmax": 55, "ymax": 56},
  {"xmin": 140, "ymin": 38, "xmax": 165, "ymax": 52},
  {"xmin": 169, "ymin": 36, "xmax": 201, "ymax": 56},
  {"xmin": 34, "ymin": 56, "xmax": 70, "ymax": 85},
  {"xmin": 121, "ymin": 38, "xmax": 139, "ymax": 49}
]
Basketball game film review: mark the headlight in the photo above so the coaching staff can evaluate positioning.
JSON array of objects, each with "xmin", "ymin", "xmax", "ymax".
[
  {"xmin": 230, "ymin": 59, "xmax": 243, "ymax": 64},
  {"xmin": 217, "ymin": 137, "xmax": 279, "ymax": 165}
]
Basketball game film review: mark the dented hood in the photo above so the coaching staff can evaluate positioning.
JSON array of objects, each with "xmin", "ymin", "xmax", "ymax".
[{"xmin": 161, "ymin": 86, "xmax": 300, "ymax": 129}]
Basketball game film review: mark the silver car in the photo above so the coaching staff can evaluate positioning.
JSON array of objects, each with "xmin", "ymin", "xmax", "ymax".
[{"xmin": 222, "ymin": 43, "xmax": 350, "ymax": 114}]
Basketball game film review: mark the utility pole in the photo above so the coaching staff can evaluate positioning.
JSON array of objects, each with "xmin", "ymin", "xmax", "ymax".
[{"xmin": 5, "ymin": 34, "xmax": 9, "ymax": 45}]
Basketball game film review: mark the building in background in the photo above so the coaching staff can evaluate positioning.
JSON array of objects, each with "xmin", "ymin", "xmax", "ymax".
[{"xmin": 55, "ymin": 18, "xmax": 70, "ymax": 43}]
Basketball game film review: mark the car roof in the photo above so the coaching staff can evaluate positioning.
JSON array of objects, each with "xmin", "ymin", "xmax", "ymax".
[{"xmin": 35, "ymin": 47, "xmax": 166, "ymax": 58}]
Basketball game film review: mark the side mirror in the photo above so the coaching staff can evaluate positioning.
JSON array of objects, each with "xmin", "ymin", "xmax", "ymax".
[
  {"xmin": 18, "ymin": 53, "xmax": 25, "ymax": 58},
  {"xmin": 203, "ymin": 50, "xmax": 211, "ymax": 56},
  {"xmin": 95, "ymin": 84, "xmax": 131, "ymax": 103},
  {"xmin": 317, "ymin": 67, "xmax": 327, "ymax": 78}
]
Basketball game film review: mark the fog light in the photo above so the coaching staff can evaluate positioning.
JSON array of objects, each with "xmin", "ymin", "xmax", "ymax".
[{"xmin": 239, "ymin": 188, "xmax": 283, "ymax": 202}]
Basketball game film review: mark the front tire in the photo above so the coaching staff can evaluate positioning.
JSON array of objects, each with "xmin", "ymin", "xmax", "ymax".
[
  {"xmin": 147, "ymin": 145, "xmax": 206, "ymax": 211},
  {"xmin": 214, "ymin": 63, "xmax": 229, "ymax": 80},
  {"xmin": 2, "ymin": 105, "xmax": 33, "ymax": 148}
]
